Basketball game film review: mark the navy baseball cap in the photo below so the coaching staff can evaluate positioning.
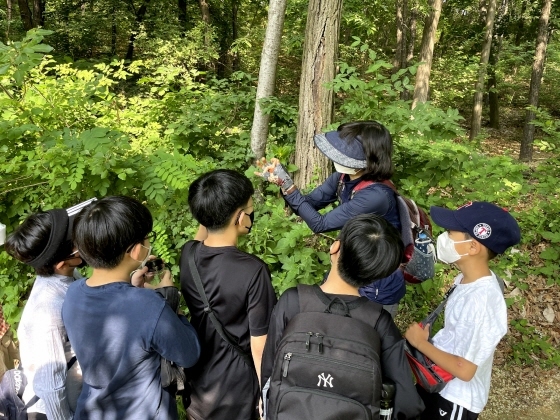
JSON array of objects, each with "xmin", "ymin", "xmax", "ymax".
[
  {"xmin": 313, "ymin": 131, "xmax": 367, "ymax": 169},
  {"xmin": 430, "ymin": 201, "xmax": 521, "ymax": 254}
]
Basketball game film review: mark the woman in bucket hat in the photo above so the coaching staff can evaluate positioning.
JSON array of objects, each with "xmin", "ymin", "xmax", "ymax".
[{"xmin": 257, "ymin": 121, "xmax": 405, "ymax": 316}]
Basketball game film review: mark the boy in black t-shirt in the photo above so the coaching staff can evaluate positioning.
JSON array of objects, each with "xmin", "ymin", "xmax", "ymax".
[
  {"xmin": 181, "ymin": 169, "xmax": 277, "ymax": 420},
  {"xmin": 261, "ymin": 214, "xmax": 424, "ymax": 419}
]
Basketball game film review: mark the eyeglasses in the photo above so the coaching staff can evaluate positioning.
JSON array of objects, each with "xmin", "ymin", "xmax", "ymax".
[{"xmin": 64, "ymin": 250, "xmax": 80, "ymax": 260}]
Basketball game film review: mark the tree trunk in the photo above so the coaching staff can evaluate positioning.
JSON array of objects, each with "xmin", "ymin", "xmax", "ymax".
[
  {"xmin": 199, "ymin": 0, "xmax": 211, "ymax": 47},
  {"xmin": 515, "ymin": 0, "xmax": 527, "ymax": 46},
  {"xmin": 394, "ymin": 0, "xmax": 405, "ymax": 71},
  {"xmin": 125, "ymin": 0, "xmax": 151, "ymax": 61},
  {"xmin": 250, "ymin": 0, "xmax": 288, "ymax": 160},
  {"xmin": 401, "ymin": 1, "xmax": 417, "ymax": 100},
  {"xmin": 6, "ymin": 0, "xmax": 13, "ymax": 39},
  {"xmin": 470, "ymin": 0, "xmax": 497, "ymax": 140},
  {"xmin": 17, "ymin": 0, "xmax": 34, "ymax": 30},
  {"xmin": 520, "ymin": 0, "xmax": 552, "ymax": 161},
  {"xmin": 178, "ymin": 0, "xmax": 187, "ymax": 33},
  {"xmin": 231, "ymin": 0, "xmax": 239, "ymax": 71},
  {"xmin": 411, "ymin": 0, "xmax": 442, "ymax": 109},
  {"xmin": 32, "ymin": 0, "xmax": 43, "ymax": 27},
  {"xmin": 488, "ymin": 35, "xmax": 502, "ymax": 129},
  {"xmin": 293, "ymin": 0, "xmax": 342, "ymax": 188}
]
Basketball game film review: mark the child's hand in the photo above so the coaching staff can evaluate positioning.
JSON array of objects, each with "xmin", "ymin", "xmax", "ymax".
[{"xmin": 405, "ymin": 322, "xmax": 431, "ymax": 348}]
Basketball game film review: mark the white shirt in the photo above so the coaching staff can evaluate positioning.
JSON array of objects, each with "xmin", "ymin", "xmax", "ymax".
[
  {"xmin": 432, "ymin": 271, "xmax": 507, "ymax": 413},
  {"xmin": 18, "ymin": 272, "xmax": 83, "ymax": 420}
]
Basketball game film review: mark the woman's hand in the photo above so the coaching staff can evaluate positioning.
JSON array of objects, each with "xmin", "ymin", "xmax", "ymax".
[{"xmin": 255, "ymin": 157, "xmax": 296, "ymax": 194}]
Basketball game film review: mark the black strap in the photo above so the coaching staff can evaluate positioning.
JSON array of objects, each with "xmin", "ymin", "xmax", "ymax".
[
  {"xmin": 422, "ymin": 285, "xmax": 457, "ymax": 332},
  {"xmin": 182, "ymin": 241, "xmax": 254, "ymax": 368},
  {"xmin": 23, "ymin": 356, "xmax": 78, "ymax": 409}
]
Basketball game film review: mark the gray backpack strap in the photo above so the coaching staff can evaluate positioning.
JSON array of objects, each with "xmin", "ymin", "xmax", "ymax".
[{"xmin": 297, "ymin": 284, "xmax": 383, "ymax": 327}]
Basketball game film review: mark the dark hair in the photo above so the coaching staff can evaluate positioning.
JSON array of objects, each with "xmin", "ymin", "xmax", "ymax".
[
  {"xmin": 338, "ymin": 121, "xmax": 394, "ymax": 181},
  {"xmin": 73, "ymin": 196, "xmax": 153, "ymax": 269},
  {"xmin": 337, "ymin": 214, "xmax": 404, "ymax": 288},
  {"xmin": 4, "ymin": 212, "xmax": 66, "ymax": 276},
  {"xmin": 188, "ymin": 169, "xmax": 254, "ymax": 231},
  {"xmin": 463, "ymin": 232, "xmax": 497, "ymax": 261}
]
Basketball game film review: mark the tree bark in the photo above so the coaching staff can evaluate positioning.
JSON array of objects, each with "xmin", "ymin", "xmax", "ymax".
[
  {"xmin": 293, "ymin": 0, "xmax": 342, "ymax": 188},
  {"xmin": 520, "ymin": 0, "xmax": 552, "ymax": 161},
  {"xmin": 6, "ymin": 0, "xmax": 13, "ymax": 38},
  {"xmin": 394, "ymin": 0, "xmax": 405, "ymax": 71},
  {"xmin": 198, "ymin": 0, "xmax": 211, "ymax": 47},
  {"xmin": 125, "ymin": 0, "xmax": 152, "ymax": 61},
  {"xmin": 17, "ymin": 0, "xmax": 34, "ymax": 30},
  {"xmin": 411, "ymin": 0, "xmax": 442, "ymax": 109},
  {"xmin": 32, "ymin": 0, "xmax": 43, "ymax": 27},
  {"xmin": 250, "ymin": 0, "xmax": 288, "ymax": 160},
  {"xmin": 401, "ymin": 1, "xmax": 417, "ymax": 100},
  {"xmin": 470, "ymin": 0, "xmax": 497, "ymax": 140},
  {"xmin": 488, "ymin": 35, "xmax": 502, "ymax": 129}
]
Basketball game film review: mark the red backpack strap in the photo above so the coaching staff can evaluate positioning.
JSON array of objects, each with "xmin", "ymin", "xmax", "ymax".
[{"xmin": 350, "ymin": 179, "xmax": 396, "ymax": 199}]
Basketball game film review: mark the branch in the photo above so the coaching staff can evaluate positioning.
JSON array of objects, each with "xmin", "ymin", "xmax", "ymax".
[{"xmin": 0, "ymin": 181, "xmax": 49, "ymax": 195}]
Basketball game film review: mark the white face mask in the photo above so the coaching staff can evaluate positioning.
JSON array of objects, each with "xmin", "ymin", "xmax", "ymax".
[
  {"xmin": 436, "ymin": 232, "xmax": 472, "ymax": 264},
  {"xmin": 334, "ymin": 162, "xmax": 361, "ymax": 175}
]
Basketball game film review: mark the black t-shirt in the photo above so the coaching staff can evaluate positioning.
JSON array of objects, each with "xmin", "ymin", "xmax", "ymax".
[
  {"xmin": 261, "ymin": 287, "xmax": 425, "ymax": 419},
  {"xmin": 180, "ymin": 241, "xmax": 277, "ymax": 420}
]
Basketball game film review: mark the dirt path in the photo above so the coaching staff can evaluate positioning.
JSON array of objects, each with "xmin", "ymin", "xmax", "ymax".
[{"xmin": 481, "ymin": 365, "xmax": 560, "ymax": 419}]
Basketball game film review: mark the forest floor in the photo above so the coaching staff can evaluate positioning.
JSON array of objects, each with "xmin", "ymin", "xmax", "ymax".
[{"xmin": 457, "ymin": 113, "xmax": 560, "ymax": 420}]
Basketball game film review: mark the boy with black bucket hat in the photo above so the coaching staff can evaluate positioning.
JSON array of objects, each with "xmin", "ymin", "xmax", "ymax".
[{"xmin": 405, "ymin": 201, "xmax": 521, "ymax": 420}]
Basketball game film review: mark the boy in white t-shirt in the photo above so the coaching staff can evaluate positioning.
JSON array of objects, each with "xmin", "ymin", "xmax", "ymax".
[{"xmin": 405, "ymin": 201, "xmax": 521, "ymax": 420}]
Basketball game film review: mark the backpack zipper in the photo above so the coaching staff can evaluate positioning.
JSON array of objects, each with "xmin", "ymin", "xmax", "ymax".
[
  {"xmin": 315, "ymin": 333, "xmax": 324, "ymax": 353},
  {"xmin": 282, "ymin": 351, "xmax": 376, "ymax": 376},
  {"xmin": 282, "ymin": 352, "xmax": 292, "ymax": 377},
  {"xmin": 305, "ymin": 332, "xmax": 313, "ymax": 350}
]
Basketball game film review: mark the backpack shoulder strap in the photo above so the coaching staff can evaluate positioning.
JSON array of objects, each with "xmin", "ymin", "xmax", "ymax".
[{"xmin": 297, "ymin": 284, "xmax": 383, "ymax": 327}]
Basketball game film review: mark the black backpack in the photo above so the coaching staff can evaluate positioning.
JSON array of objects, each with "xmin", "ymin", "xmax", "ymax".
[
  {"xmin": 267, "ymin": 284, "xmax": 383, "ymax": 420},
  {"xmin": 0, "ymin": 367, "xmax": 28, "ymax": 420}
]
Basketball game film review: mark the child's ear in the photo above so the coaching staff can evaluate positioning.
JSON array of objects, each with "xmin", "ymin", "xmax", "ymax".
[
  {"xmin": 329, "ymin": 240, "xmax": 341, "ymax": 256},
  {"xmin": 55, "ymin": 260, "xmax": 66, "ymax": 270},
  {"xmin": 469, "ymin": 240, "xmax": 483, "ymax": 256}
]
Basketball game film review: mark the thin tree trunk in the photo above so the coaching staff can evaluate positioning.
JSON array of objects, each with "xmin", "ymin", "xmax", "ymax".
[
  {"xmin": 231, "ymin": 0, "xmax": 239, "ymax": 71},
  {"xmin": 411, "ymin": 0, "xmax": 442, "ymax": 108},
  {"xmin": 250, "ymin": 0, "xmax": 288, "ymax": 160},
  {"xmin": 125, "ymin": 0, "xmax": 151, "ymax": 61},
  {"xmin": 401, "ymin": 3, "xmax": 417, "ymax": 100},
  {"xmin": 6, "ymin": 0, "xmax": 13, "ymax": 39},
  {"xmin": 520, "ymin": 0, "xmax": 552, "ymax": 161},
  {"xmin": 199, "ymin": 0, "xmax": 211, "ymax": 47},
  {"xmin": 488, "ymin": 35, "xmax": 502, "ymax": 129},
  {"xmin": 515, "ymin": 0, "xmax": 527, "ymax": 46},
  {"xmin": 470, "ymin": 0, "xmax": 497, "ymax": 140},
  {"xmin": 394, "ymin": 0, "xmax": 405, "ymax": 71},
  {"xmin": 294, "ymin": 0, "xmax": 342, "ymax": 188},
  {"xmin": 17, "ymin": 0, "xmax": 34, "ymax": 30},
  {"xmin": 178, "ymin": 0, "xmax": 187, "ymax": 33}
]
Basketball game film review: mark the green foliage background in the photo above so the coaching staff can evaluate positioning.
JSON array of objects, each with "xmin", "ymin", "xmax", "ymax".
[{"xmin": 1, "ymin": 0, "xmax": 560, "ymax": 378}]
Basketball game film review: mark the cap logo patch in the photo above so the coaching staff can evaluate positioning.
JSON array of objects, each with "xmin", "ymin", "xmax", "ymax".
[{"xmin": 473, "ymin": 223, "xmax": 491, "ymax": 239}]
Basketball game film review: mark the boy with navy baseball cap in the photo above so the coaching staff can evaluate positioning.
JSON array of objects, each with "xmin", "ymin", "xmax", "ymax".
[{"xmin": 405, "ymin": 201, "xmax": 520, "ymax": 420}]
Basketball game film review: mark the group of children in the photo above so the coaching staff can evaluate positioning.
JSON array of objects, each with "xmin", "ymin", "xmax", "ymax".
[{"xmin": 2, "ymin": 167, "xmax": 520, "ymax": 420}]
